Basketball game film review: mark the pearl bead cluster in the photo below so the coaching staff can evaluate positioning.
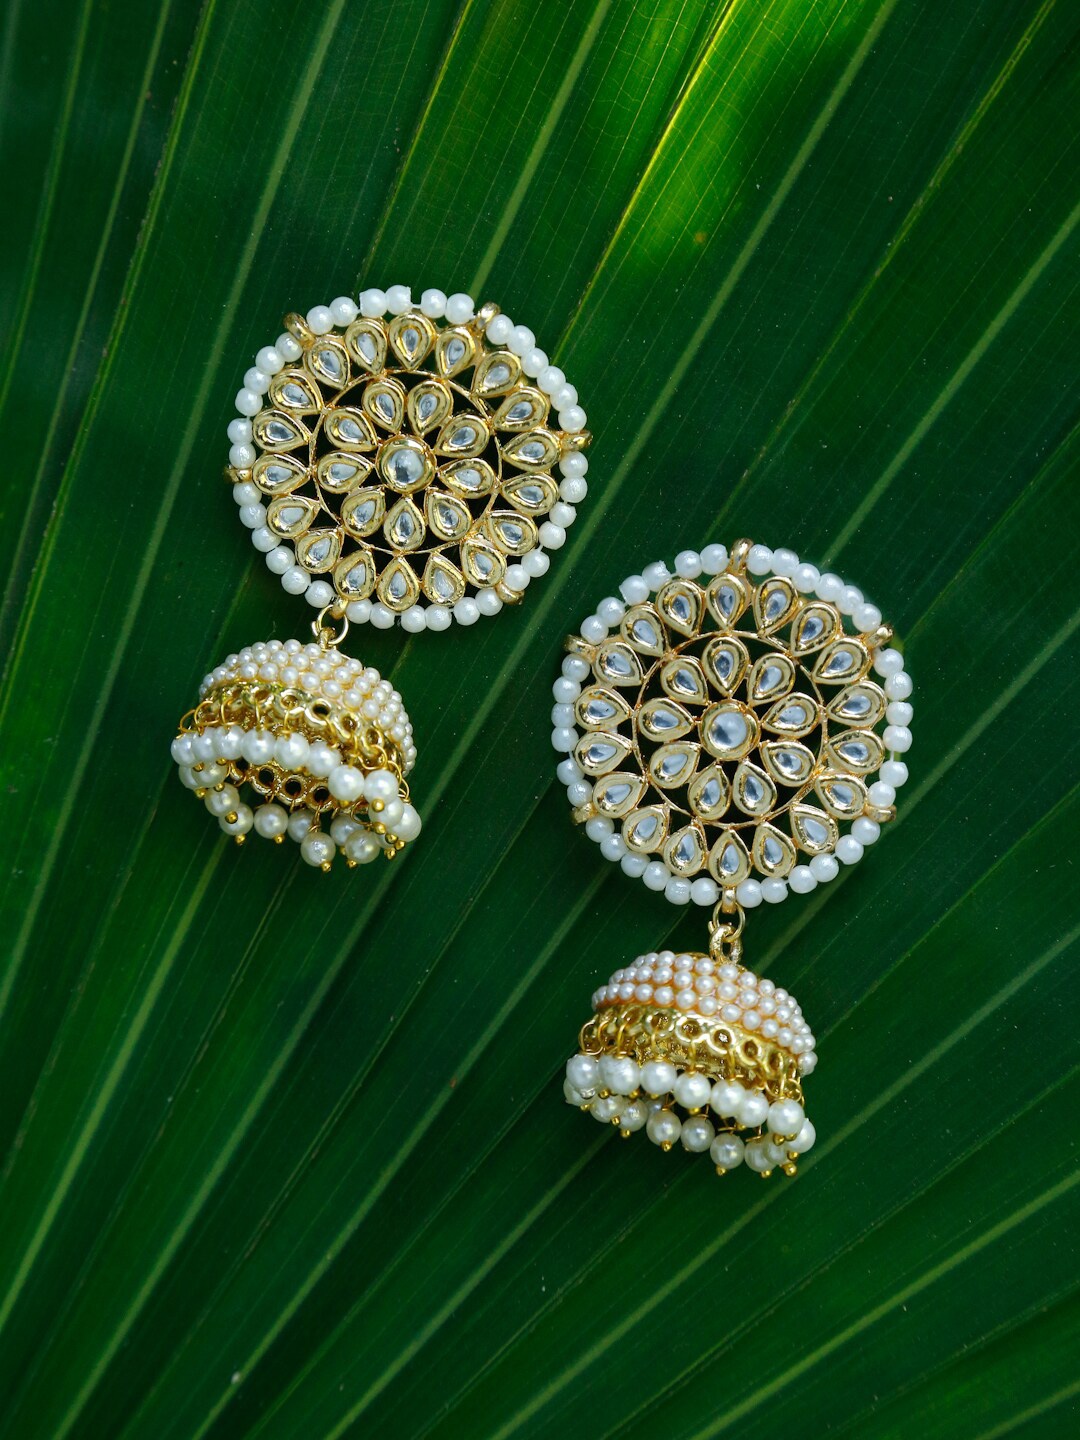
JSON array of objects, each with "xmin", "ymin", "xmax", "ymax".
[
  {"xmin": 590, "ymin": 949, "xmax": 818, "ymax": 1074},
  {"xmin": 196, "ymin": 639, "xmax": 416, "ymax": 771},
  {"xmin": 229, "ymin": 286, "xmax": 589, "ymax": 629},
  {"xmin": 563, "ymin": 1050, "xmax": 815, "ymax": 1178},
  {"xmin": 553, "ymin": 542, "xmax": 913, "ymax": 909},
  {"xmin": 172, "ymin": 639, "xmax": 421, "ymax": 869}
]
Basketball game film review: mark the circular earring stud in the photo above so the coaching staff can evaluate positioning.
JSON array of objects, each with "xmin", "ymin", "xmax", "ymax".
[
  {"xmin": 554, "ymin": 538, "xmax": 914, "ymax": 1177},
  {"xmin": 227, "ymin": 285, "xmax": 591, "ymax": 631}
]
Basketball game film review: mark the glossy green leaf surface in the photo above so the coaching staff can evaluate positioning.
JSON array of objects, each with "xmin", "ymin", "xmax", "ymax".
[{"xmin": 1, "ymin": 1, "xmax": 1078, "ymax": 1436}]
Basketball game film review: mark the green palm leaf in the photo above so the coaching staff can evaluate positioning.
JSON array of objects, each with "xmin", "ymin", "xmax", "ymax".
[{"xmin": 1, "ymin": 0, "xmax": 1077, "ymax": 1436}]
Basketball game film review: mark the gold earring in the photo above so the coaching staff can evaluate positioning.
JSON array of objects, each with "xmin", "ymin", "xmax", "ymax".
[
  {"xmin": 555, "ymin": 538, "xmax": 912, "ymax": 1176},
  {"xmin": 170, "ymin": 285, "xmax": 590, "ymax": 870}
]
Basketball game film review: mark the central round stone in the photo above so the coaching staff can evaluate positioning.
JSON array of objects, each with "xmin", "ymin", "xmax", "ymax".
[
  {"xmin": 702, "ymin": 701, "xmax": 758, "ymax": 760},
  {"xmin": 379, "ymin": 437, "xmax": 431, "ymax": 494}
]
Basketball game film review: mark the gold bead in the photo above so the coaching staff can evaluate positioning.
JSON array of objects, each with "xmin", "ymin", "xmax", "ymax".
[
  {"xmin": 234, "ymin": 835, "xmax": 245, "ymax": 846},
  {"xmin": 320, "ymin": 861, "xmax": 332, "ymax": 872},
  {"xmin": 714, "ymin": 1166, "xmax": 728, "ymax": 1177},
  {"xmin": 782, "ymin": 1161, "xmax": 798, "ymax": 1177},
  {"xmin": 273, "ymin": 835, "xmax": 284, "ymax": 844},
  {"xmin": 225, "ymin": 812, "xmax": 238, "ymax": 824}
]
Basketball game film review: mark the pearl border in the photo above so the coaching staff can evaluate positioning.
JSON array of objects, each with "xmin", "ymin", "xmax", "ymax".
[
  {"xmin": 552, "ymin": 542, "xmax": 913, "ymax": 909},
  {"xmin": 228, "ymin": 286, "xmax": 588, "ymax": 630}
]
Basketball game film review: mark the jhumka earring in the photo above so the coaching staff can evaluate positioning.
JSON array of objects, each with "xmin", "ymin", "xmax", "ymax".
[
  {"xmin": 170, "ymin": 285, "xmax": 590, "ymax": 869},
  {"xmin": 555, "ymin": 539, "xmax": 912, "ymax": 1176}
]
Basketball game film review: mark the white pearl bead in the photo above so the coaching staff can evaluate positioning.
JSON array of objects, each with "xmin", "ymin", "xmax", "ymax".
[
  {"xmin": 238, "ymin": 503, "xmax": 266, "ymax": 529},
  {"xmin": 330, "ymin": 814, "xmax": 361, "ymax": 846},
  {"xmin": 243, "ymin": 367, "xmax": 270, "ymax": 395},
  {"xmin": 345, "ymin": 830, "xmax": 380, "ymax": 864},
  {"xmin": 254, "ymin": 803, "xmax": 288, "ymax": 839},
  {"xmin": 384, "ymin": 284, "xmax": 412, "ymax": 314},
  {"xmin": 789, "ymin": 1119, "xmax": 817, "ymax": 1154},
  {"xmin": 884, "ymin": 724, "xmax": 912, "ymax": 753},
  {"xmin": 873, "ymin": 646, "xmax": 904, "ymax": 677},
  {"xmin": 539, "ymin": 522, "xmax": 566, "ymax": 549},
  {"xmin": 761, "ymin": 879, "xmax": 787, "ymax": 904},
  {"xmin": 305, "ymin": 742, "xmax": 339, "ymax": 777},
  {"xmin": 556, "ymin": 758, "xmax": 582, "ymax": 784},
  {"xmin": 425, "ymin": 605, "xmax": 451, "ymax": 631},
  {"xmin": 886, "ymin": 701, "xmax": 913, "ymax": 726},
  {"xmin": 809, "ymin": 854, "xmax": 839, "ymax": 882},
  {"xmin": 793, "ymin": 562, "xmax": 820, "ymax": 592},
  {"xmin": 475, "ymin": 587, "xmax": 503, "ymax": 616},
  {"xmin": 328, "ymin": 765, "xmax": 365, "ymax": 803},
  {"xmin": 642, "ymin": 561, "xmax": 670, "ymax": 590},
  {"xmin": 770, "ymin": 547, "xmax": 798, "ymax": 576},
  {"xmin": 552, "ymin": 382, "xmax": 577, "ymax": 409},
  {"xmin": 420, "ymin": 288, "xmax": 447, "ymax": 318},
  {"xmin": 228, "ymin": 418, "xmax": 253, "ymax": 443},
  {"xmin": 854, "ymin": 602, "xmax": 882, "ymax": 632},
  {"xmin": 640, "ymin": 1060, "xmax": 677, "ymax": 1095},
  {"xmin": 550, "ymin": 727, "xmax": 576, "ymax": 752},
  {"xmin": 746, "ymin": 544, "xmax": 773, "ymax": 575},
  {"xmin": 646, "ymin": 1110, "xmax": 681, "ymax": 1147},
  {"xmin": 743, "ymin": 1139, "xmax": 773, "ymax": 1172},
  {"xmin": 815, "ymin": 572, "xmax": 844, "ymax": 601},
  {"xmin": 737, "ymin": 1090, "xmax": 769, "ymax": 1127},
  {"xmin": 507, "ymin": 324, "xmax": 534, "ymax": 356},
  {"xmin": 522, "ymin": 347, "xmax": 548, "ymax": 377},
  {"xmin": 599, "ymin": 833, "xmax": 625, "ymax": 862},
  {"xmin": 690, "ymin": 877, "xmax": 719, "ymax": 906},
  {"xmin": 620, "ymin": 854, "xmax": 648, "ymax": 878},
  {"xmin": 880, "ymin": 759, "xmax": 909, "ymax": 787},
  {"xmin": 788, "ymin": 865, "xmax": 817, "ymax": 894},
  {"xmin": 619, "ymin": 575, "xmax": 648, "ymax": 604},
  {"xmin": 281, "ymin": 566, "xmax": 309, "ymax": 595},
  {"xmin": 329, "ymin": 296, "xmax": 358, "ymax": 325},
  {"xmin": 305, "ymin": 581, "xmax": 334, "ymax": 609},
  {"xmin": 359, "ymin": 288, "xmax": 387, "ymax": 317},
  {"xmin": 839, "ymin": 584, "xmax": 862, "ymax": 614},
  {"xmin": 241, "ymin": 730, "xmax": 275, "ymax": 764},
  {"xmin": 235, "ymin": 389, "xmax": 261, "ymax": 416},
  {"xmin": 266, "ymin": 547, "xmax": 293, "ymax": 575},
  {"xmin": 585, "ymin": 817, "xmax": 613, "ymax": 843},
  {"xmin": 550, "ymin": 501, "xmax": 576, "ymax": 528},
  {"xmin": 445, "ymin": 293, "xmax": 474, "ymax": 324},
  {"xmin": 170, "ymin": 734, "xmax": 195, "ymax": 766},
  {"xmin": 868, "ymin": 780, "xmax": 896, "ymax": 807},
  {"xmin": 699, "ymin": 543, "xmax": 728, "ymax": 574},
  {"xmin": 709, "ymin": 1080, "xmax": 745, "ymax": 1117},
  {"xmin": 560, "ymin": 451, "xmax": 588, "ymax": 478},
  {"xmin": 736, "ymin": 879, "xmax": 762, "ymax": 908},
  {"xmin": 485, "ymin": 313, "xmax": 513, "ymax": 344},
  {"xmin": 400, "ymin": 605, "xmax": 427, "ymax": 632},
  {"xmin": 851, "ymin": 817, "xmax": 880, "ymax": 846},
  {"xmin": 204, "ymin": 784, "xmax": 240, "ymax": 817},
  {"xmin": 621, "ymin": 1099, "xmax": 649, "ymax": 1132},
  {"xmin": 674, "ymin": 1072, "xmax": 712, "ymax": 1109},
  {"xmin": 596, "ymin": 596, "xmax": 625, "ymax": 626},
  {"xmin": 578, "ymin": 614, "xmax": 605, "ymax": 643},
  {"xmin": 275, "ymin": 332, "xmax": 301, "ymax": 361},
  {"xmin": 453, "ymin": 598, "xmax": 480, "ymax": 625},
  {"xmin": 681, "ymin": 1116, "xmax": 715, "ymax": 1152},
  {"xmin": 523, "ymin": 549, "xmax": 550, "ymax": 577},
  {"xmin": 674, "ymin": 549, "xmax": 702, "ymax": 578},
  {"xmin": 884, "ymin": 671, "xmax": 912, "ymax": 699},
  {"xmin": 558, "ymin": 405, "xmax": 587, "ymax": 432},
  {"xmin": 590, "ymin": 1094, "xmax": 621, "ymax": 1123},
  {"xmin": 767, "ymin": 1099, "xmax": 804, "ymax": 1137},
  {"xmin": 301, "ymin": 832, "xmax": 335, "ymax": 867},
  {"xmin": 396, "ymin": 804, "xmax": 422, "ymax": 842},
  {"xmin": 599, "ymin": 1055, "xmax": 640, "ymax": 1095},
  {"xmin": 380, "ymin": 796, "xmax": 405, "ymax": 830},
  {"xmin": 665, "ymin": 877, "xmax": 691, "ymax": 905},
  {"xmin": 538, "ymin": 365, "xmax": 565, "ymax": 394},
  {"xmin": 566, "ymin": 1054, "xmax": 599, "ymax": 1092},
  {"xmin": 365, "ymin": 769, "xmax": 398, "ymax": 803},
  {"xmin": 306, "ymin": 305, "xmax": 333, "ymax": 335},
  {"xmin": 230, "ymin": 443, "xmax": 256, "ymax": 469},
  {"xmin": 219, "ymin": 804, "xmax": 253, "ymax": 836},
  {"xmin": 710, "ymin": 1135, "xmax": 745, "ymax": 1170},
  {"xmin": 642, "ymin": 861, "xmax": 668, "ymax": 892},
  {"xmin": 562, "ymin": 656, "xmax": 589, "ymax": 680},
  {"xmin": 835, "ymin": 835, "xmax": 864, "ymax": 865},
  {"xmin": 250, "ymin": 526, "xmax": 277, "ymax": 553},
  {"xmin": 274, "ymin": 733, "xmax": 310, "ymax": 770},
  {"xmin": 192, "ymin": 730, "xmax": 221, "ymax": 763}
]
